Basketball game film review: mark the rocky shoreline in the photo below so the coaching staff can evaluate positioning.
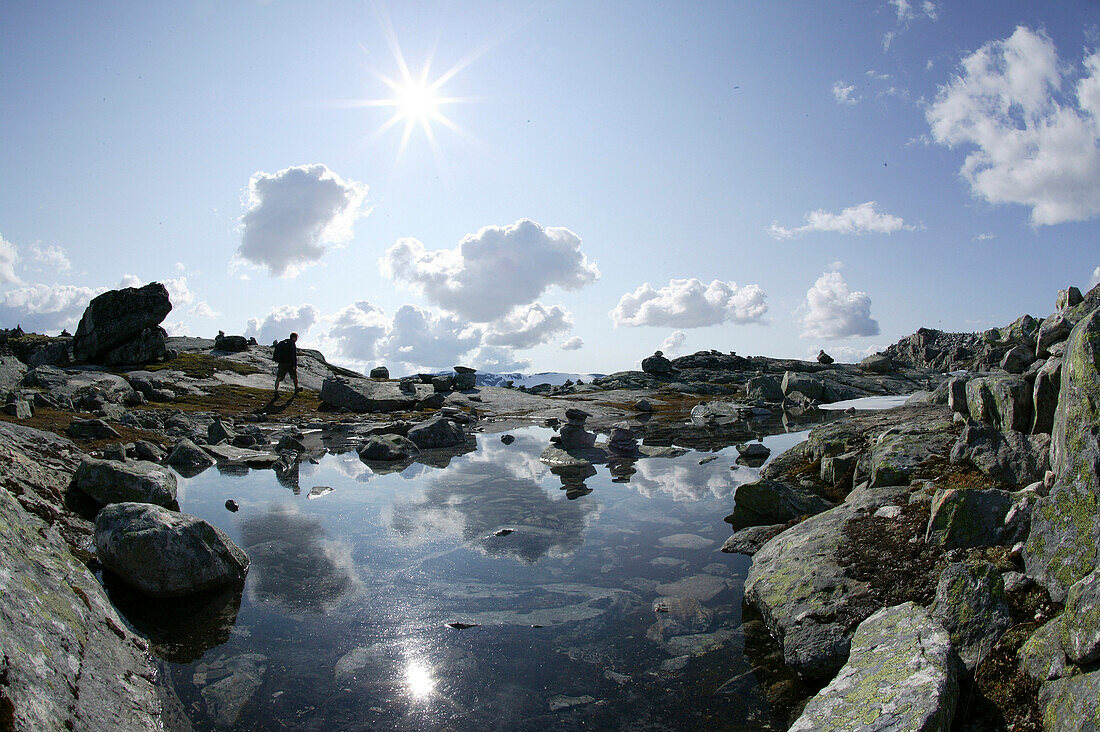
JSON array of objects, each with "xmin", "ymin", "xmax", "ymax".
[{"xmin": 1, "ymin": 281, "xmax": 1098, "ymax": 730}]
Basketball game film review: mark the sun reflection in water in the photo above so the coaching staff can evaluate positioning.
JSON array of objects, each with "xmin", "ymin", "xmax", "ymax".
[{"xmin": 405, "ymin": 661, "xmax": 436, "ymax": 700}]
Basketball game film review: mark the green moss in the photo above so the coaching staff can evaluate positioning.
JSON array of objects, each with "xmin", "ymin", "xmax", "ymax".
[{"xmin": 143, "ymin": 352, "xmax": 261, "ymax": 379}]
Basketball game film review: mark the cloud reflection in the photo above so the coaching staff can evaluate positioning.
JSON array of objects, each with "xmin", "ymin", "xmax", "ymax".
[{"xmin": 239, "ymin": 503, "xmax": 361, "ymax": 614}]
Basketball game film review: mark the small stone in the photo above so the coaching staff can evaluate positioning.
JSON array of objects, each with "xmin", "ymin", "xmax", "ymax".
[{"xmin": 225, "ymin": 500, "xmax": 239, "ymax": 512}]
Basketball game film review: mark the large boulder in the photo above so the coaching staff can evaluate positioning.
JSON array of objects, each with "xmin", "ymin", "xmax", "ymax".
[
  {"xmin": 744, "ymin": 483, "xmax": 910, "ymax": 678},
  {"xmin": 72, "ymin": 282, "xmax": 172, "ymax": 362},
  {"xmin": 73, "ymin": 456, "xmax": 177, "ymax": 507},
  {"xmin": 746, "ymin": 374, "xmax": 784, "ymax": 402},
  {"xmin": 726, "ymin": 479, "xmax": 833, "ymax": 530},
  {"xmin": 1061, "ymin": 568, "xmax": 1100, "ymax": 666},
  {"xmin": 0, "ymin": 485, "xmax": 165, "ymax": 731},
  {"xmin": 358, "ymin": 434, "xmax": 419, "ymax": 461},
  {"xmin": 931, "ymin": 562, "xmax": 1013, "ymax": 672},
  {"xmin": 966, "ymin": 373, "xmax": 1033, "ymax": 432},
  {"xmin": 407, "ymin": 416, "xmax": 465, "ymax": 449},
  {"xmin": 101, "ymin": 326, "xmax": 168, "ymax": 366},
  {"xmin": 781, "ymin": 371, "xmax": 824, "ymax": 401},
  {"xmin": 949, "ymin": 420, "xmax": 1050, "ymax": 487},
  {"xmin": 1025, "ymin": 308, "xmax": 1100, "ymax": 602},
  {"xmin": 640, "ymin": 351, "xmax": 675, "ymax": 376},
  {"xmin": 95, "ymin": 502, "xmax": 249, "ymax": 597},
  {"xmin": 213, "ymin": 333, "xmax": 249, "ymax": 352},
  {"xmin": 925, "ymin": 486, "xmax": 1035, "ymax": 549},
  {"xmin": 859, "ymin": 353, "xmax": 895, "ymax": 373},
  {"xmin": 1037, "ymin": 312, "xmax": 1073, "ymax": 357},
  {"xmin": 789, "ymin": 602, "xmax": 958, "ymax": 732},
  {"xmin": 1039, "ymin": 669, "xmax": 1100, "ymax": 730},
  {"xmin": 0, "ymin": 354, "xmax": 28, "ymax": 397},
  {"xmin": 319, "ymin": 377, "xmax": 420, "ymax": 412},
  {"xmin": 1032, "ymin": 357, "xmax": 1062, "ymax": 433}
]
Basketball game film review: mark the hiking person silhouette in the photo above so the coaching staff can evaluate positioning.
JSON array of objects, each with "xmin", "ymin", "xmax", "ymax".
[{"xmin": 273, "ymin": 332, "xmax": 300, "ymax": 396}]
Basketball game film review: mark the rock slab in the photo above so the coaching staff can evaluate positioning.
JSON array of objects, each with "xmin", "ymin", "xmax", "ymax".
[{"xmin": 789, "ymin": 602, "xmax": 958, "ymax": 732}]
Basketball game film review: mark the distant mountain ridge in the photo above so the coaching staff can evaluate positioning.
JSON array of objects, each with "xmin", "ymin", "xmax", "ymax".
[{"xmin": 473, "ymin": 371, "xmax": 606, "ymax": 388}]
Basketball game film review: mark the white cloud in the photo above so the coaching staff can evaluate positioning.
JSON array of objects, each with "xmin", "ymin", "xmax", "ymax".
[
  {"xmin": 469, "ymin": 346, "xmax": 532, "ymax": 373},
  {"xmin": 118, "ymin": 274, "xmax": 142, "ymax": 289},
  {"xmin": 236, "ymin": 164, "xmax": 370, "ymax": 278},
  {"xmin": 660, "ymin": 330, "xmax": 687, "ymax": 356},
  {"xmin": 0, "ymin": 234, "xmax": 20, "ymax": 285},
  {"xmin": 560, "ymin": 336, "xmax": 583, "ymax": 351},
  {"xmin": 163, "ymin": 276, "xmax": 194, "ymax": 306},
  {"xmin": 973, "ymin": 233, "xmax": 996, "ymax": 242},
  {"xmin": 189, "ymin": 302, "xmax": 219, "ymax": 318},
  {"xmin": 889, "ymin": 0, "xmax": 935, "ymax": 22},
  {"xmin": 375, "ymin": 304, "xmax": 481, "ymax": 372},
  {"xmin": 483, "ymin": 303, "xmax": 573, "ymax": 349},
  {"xmin": 380, "ymin": 219, "xmax": 599, "ymax": 322},
  {"xmin": 798, "ymin": 271, "xmax": 880, "ymax": 339},
  {"xmin": 769, "ymin": 201, "xmax": 917, "ymax": 239},
  {"xmin": 325, "ymin": 300, "xmax": 390, "ymax": 363},
  {"xmin": 833, "ymin": 81, "xmax": 859, "ymax": 106},
  {"xmin": 610, "ymin": 278, "xmax": 768, "ymax": 328},
  {"xmin": 162, "ymin": 320, "xmax": 192, "ymax": 336},
  {"xmin": 244, "ymin": 303, "xmax": 320, "ymax": 345},
  {"xmin": 28, "ymin": 244, "xmax": 71, "ymax": 272},
  {"xmin": 1091, "ymin": 265, "xmax": 1100, "ymax": 287},
  {"xmin": 0, "ymin": 283, "xmax": 102, "ymax": 334},
  {"xmin": 927, "ymin": 27, "xmax": 1100, "ymax": 226}
]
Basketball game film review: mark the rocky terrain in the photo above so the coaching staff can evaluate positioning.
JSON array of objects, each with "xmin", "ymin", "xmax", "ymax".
[{"xmin": 0, "ymin": 280, "xmax": 1098, "ymax": 730}]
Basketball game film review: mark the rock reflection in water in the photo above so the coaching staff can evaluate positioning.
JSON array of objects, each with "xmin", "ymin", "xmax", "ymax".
[
  {"xmin": 239, "ymin": 503, "xmax": 360, "ymax": 613},
  {"xmin": 389, "ymin": 462, "xmax": 595, "ymax": 563},
  {"xmin": 103, "ymin": 574, "xmax": 243, "ymax": 663}
]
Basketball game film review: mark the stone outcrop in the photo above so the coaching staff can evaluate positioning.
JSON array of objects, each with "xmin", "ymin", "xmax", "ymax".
[
  {"xmin": 0, "ymin": 423, "xmax": 165, "ymax": 730},
  {"xmin": 1025, "ymin": 307, "xmax": 1100, "ymax": 602},
  {"xmin": 72, "ymin": 282, "xmax": 172, "ymax": 363},
  {"xmin": 95, "ymin": 502, "xmax": 249, "ymax": 597},
  {"xmin": 73, "ymin": 456, "xmax": 178, "ymax": 507},
  {"xmin": 789, "ymin": 602, "xmax": 958, "ymax": 732},
  {"xmin": 744, "ymin": 483, "xmax": 910, "ymax": 678},
  {"xmin": 320, "ymin": 376, "xmax": 422, "ymax": 412}
]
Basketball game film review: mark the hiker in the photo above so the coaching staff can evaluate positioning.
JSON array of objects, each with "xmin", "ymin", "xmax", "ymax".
[{"xmin": 273, "ymin": 332, "xmax": 300, "ymax": 395}]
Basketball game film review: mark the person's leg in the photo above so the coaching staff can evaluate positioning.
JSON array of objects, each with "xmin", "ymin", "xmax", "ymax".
[
  {"xmin": 292, "ymin": 367, "xmax": 300, "ymax": 394},
  {"xmin": 275, "ymin": 363, "xmax": 288, "ymax": 394}
]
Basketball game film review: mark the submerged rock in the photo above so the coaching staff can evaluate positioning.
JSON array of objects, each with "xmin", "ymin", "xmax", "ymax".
[
  {"xmin": 789, "ymin": 602, "xmax": 958, "ymax": 732},
  {"xmin": 95, "ymin": 502, "xmax": 249, "ymax": 597}
]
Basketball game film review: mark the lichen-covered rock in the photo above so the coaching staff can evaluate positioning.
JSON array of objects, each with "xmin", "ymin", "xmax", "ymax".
[
  {"xmin": 721, "ymin": 524, "xmax": 786, "ymax": 555},
  {"xmin": 966, "ymin": 374, "xmax": 1033, "ymax": 432},
  {"xmin": 867, "ymin": 414, "xmax": 956, "ymax": 488},
  {"xmin": 744, "ymin": 484, "xmax": 909, "ymax": 678},
  {"xmin": 407, "ymin": 416, "xmax": 465, "ymax": 449},
  {"xmin": 1018, "ymin": 616, "xmax": 1069, "ymax": 682},
  {"xmin": 1025, "ymin": 307, "xmax": 1100, "ymax": 602},
  {"xmin": 165, "ymin": 437, "xmax": 216, "ymax": 476},
  {"xmin": 1060, "ymin": 568, "xmax": 1100, "ymax": 665},
  {"xmin": 73, "ymin": 456, "xmax": 177, "ymax": 507},
  {"xmin": 746, "ymin": 374, "xmax": 784, "ymax": 402},
  {"xmin": 949, "ymin": 420, "xmax": 1050, "ymax": 487},
  {"xmin": 726, "ymin": 479, "xmax": 833, "ymax": 530},
  {"xmin": 358, "ymin": 434, "xmax": 419, "ymax": 461},
  {"xmin": 72, "ymin": 282, "xmax": 172, "ymax": 362},
  {"xmin": 931, "ymin": 562, "xmax": 1013, "ymax": 672},
  {"xmin": 1032, "ymin": 356, "xmax": 1062, "ymax": 433},
  {"xmin": 1039, "ymin": 668, "xmax": 1100, "ymax": 731},
  {"xmin": 95, "ymin": 501, "xmax": 249, "ymax": 597},
  {"xmin": 789, "ymin": 602, "xmax": 958, "ymax": 732},
  {"xmin": 782, "ymin": 371, "xmax": 824, "ymax": 400},
  {"xmin": 0, "ymin": 463, "xmax": 164, "ymax": 730},
  {"xmin": 0, "ymin": 354, "xmax": 28, "ymax": 396},
  {"xmin": 925, "ymin": 486, "xmax": 1034, "ymax": 549}
]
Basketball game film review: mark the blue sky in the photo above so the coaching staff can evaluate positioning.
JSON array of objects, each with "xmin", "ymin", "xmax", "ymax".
[{"xmin": 2, "ymin": 1, "xmax": 1098, "ymax": 375}]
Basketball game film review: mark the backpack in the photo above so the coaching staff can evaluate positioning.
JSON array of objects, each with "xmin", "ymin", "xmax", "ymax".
[{"xmin": 272, "ymin": 339, "xmax": 294, "ymax": 364}]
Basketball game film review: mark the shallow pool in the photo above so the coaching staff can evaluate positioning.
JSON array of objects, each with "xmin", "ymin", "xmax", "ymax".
[{"xmin": 109, "ymin": 425, "xmax": 812, "ymax": 731}]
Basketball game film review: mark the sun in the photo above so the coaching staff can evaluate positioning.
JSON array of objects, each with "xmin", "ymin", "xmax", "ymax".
[{"xmin": 359, "ymin": 59, "xmax": 465, "ymax": 159}]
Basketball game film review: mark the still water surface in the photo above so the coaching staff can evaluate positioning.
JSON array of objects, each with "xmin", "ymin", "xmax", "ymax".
[{"xmin": 115, "ymin": 425, "xmax": 813, "ymax": 730}]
